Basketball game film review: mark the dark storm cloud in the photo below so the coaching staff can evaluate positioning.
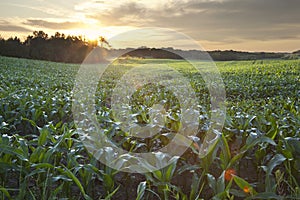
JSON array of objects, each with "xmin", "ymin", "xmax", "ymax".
[
  {"xmin": 0, "ymin": 20, "xmax": 31, "ymax": 32},
  {"xmin": 24, "ymin": 19, "xmax": 88, "ymax": 29},
  {"xmin": 89, "ymin": 0, "xmax": 300, "ymax": 42}
]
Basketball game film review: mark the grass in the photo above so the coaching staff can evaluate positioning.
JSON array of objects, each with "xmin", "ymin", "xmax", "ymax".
[{"xmin": 0, "ymin": 56, "xmax": 299, "ymax": 199}]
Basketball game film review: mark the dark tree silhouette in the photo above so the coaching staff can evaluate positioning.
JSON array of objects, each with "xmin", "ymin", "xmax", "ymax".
[
  {"xmin": 0, "ymin": 30, "xmax": 108, "ymax": 63},
  {"xmin": 0, "ymin": 31, "xmax": 288, "ymax": 62},
  {"xmin": 99, "ymin": 36, "xmax": 111, "ymax": 48}
]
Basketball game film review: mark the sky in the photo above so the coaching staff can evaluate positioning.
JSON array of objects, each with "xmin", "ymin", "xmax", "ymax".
[{"xmin": 0, "ymin": 0, "xmax": 299, "ymax": 52}]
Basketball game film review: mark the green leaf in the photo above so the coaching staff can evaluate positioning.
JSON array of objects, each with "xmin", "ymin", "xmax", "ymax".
[
  {"xmin": 26, "ymin": 168, "xmax": 47, "ymax": 178},
  {"xmin": 245, "ymin": 136, "xmax": 276, "ymax": 149},
  {"xmin": 263, "ymin": 154, "xmax": 286, "ymax": 193},
  {"xmin": 229, "ymin": 136, "xmax": 276, "ymax": 168},
  {"xmin": 0, "ymin": 186, "xmax": 12, "ymax": 200},
  {"xmin": 266, "ymin": 154, "xmax": 286, "ymax": 175},
  {"xmin": 18, "ymin": 139, "xmax": 29, "ymax": 158},
  {"xmin": 207, "ymin": 174, "xmax": 216, "ymax": 193},
  {"xmin": 189, "ymin": 173, "xmax": 200, "ymax": 200},
  {"xmin": 216, "ymin": 171, "xmax": 225, "ymax": 194},
  {"xmin": 220, "ymin": 134, "xmax": 231, "ymax": 169},
  {"xmin": 152, "ymin": 170, "xmax": 163, "ymax": 181},
  {"xmin": 251, "ymin": 192, "xmax": 283, "ymax": 199},
  {"xmin": 266, "ymin": 123, "xmax": 278, "ymax": 140},
  {"xmin": 285, "ymin": 137, "xmax": 300, "ymax": 155},
  {"xmin": 0, "ymin": 144, "xmax": 28, "ymax": 161},
  {"xmin": 21, "ymin": 117, "xmax": 38, "ymax": 128},
  {"xmin": 52, "ymin": 175, "xmax": 72, "ymax": 182},
  {"xmin": 229, "ymin": 189, "xmax": 246, "ymax": 198},
  {"xmin": 103, "ymin": 173, "xmax": 115, "ymax": 193},
  {"xmin": 233, "ymin": 175, "xmax": 256, "ymax": 195},
  {"xmin": 31, "ymin": 163, "xmax": 54, "ymax": 169},
  {"xmin": 60, "ymin": 167, "xmax": 92, "ymax": 200},
  {"xmin": 165, "ymin": 160, "xmax": 177, "ymax": 182},
  {"xmin": 30, "ymin": 146, "xmax": 46, "ymax": 163},
  {"xmin": 136, "ymin": 181, "xmax": 146, "ymax": 200},
  {"xmin": 104, "ymin": 185, "xmax": 120, "ymax": 200},
  {"xmin": 38, "ymin": 127, "xmax": 49, "ymax": 146},
  {"xmin": 49, "ymin": 183, "xmax": 65, "ymax": 199}
]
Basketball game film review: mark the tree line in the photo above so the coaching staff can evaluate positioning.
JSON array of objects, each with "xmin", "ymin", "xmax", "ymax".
[
  {"xmin": 0, "ymin": 31, "xmax": 105, "ymax": 63},
  {"xmin": 118, "ymin": 48, "xmax": 287, "ymax": 61},
  {"xmin": 0, "ymin": 30, "xmax": 297, "ymax": 63}
]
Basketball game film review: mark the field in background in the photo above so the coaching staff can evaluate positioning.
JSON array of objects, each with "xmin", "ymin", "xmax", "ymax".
[{"xmin": 0, "ymin": 56, "xmax": 299, "ymax": 199}]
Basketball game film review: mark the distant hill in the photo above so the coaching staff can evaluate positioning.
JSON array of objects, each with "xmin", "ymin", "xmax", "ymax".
[
  {"xmin": 293, "ymin": 50, "xmax": 300, "ymax": 55},
  {"xmin": 280, "ymin": 50, "xmax": 300, "ymax": 60},
  {"xmin": 113, "ymin": 48, "xmax": 286, "ymax": 61}
]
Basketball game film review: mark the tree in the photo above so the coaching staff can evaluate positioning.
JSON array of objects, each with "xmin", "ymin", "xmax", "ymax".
[
  {"xmin": 33, "ymin": 31, "xmax": 48, "ymax": 39},
  {"xmin": 99, "ymin": 36, "xmax": 111, "ymax": 48},
  {"xmin": 0, "ymin": 30, "xmax": 111, "ymax": 63}
]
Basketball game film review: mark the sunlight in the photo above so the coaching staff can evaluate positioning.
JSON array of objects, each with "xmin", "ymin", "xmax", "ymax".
[
  {"xmin": 61, "ymin": 12, "xmax": 104, "ymax": 41},
  {"xmin": 63, "ymin": 26, "xmax": 137, "ymax": 47},
  {"xmin": 82, "ymin": 30, "xmax": 101, "ymax": 41},
  {"xmin": 64, "ymin": 28, "xmax": 101, "ymax": 41}
]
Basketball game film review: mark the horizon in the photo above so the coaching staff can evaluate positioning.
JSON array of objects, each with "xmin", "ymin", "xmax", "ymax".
[
  {"xmin": 0, "ymin": 31, "xmax": 296, "ymax": 54},
  {"xmin": 0, "ymin": 30, "xmax": 298, "ymax": 54},
  {"xmin": 0, "ymin": 0, "xmax": 299, "ymax": 53}
]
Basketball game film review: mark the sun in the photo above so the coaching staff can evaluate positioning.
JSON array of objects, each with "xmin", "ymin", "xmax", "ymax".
[
  {"xmin": 82, "ymin": 30, "xmax": 101, "ymax": 41},
  {"xmin": 63, "ymin": 29, "xmax": 101, "ymax": 42}
]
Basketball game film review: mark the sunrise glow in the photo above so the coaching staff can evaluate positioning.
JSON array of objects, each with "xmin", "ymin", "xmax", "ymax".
[{"xmin": 0, "ymin": 0, "xmax": 299, "ymax": 51}]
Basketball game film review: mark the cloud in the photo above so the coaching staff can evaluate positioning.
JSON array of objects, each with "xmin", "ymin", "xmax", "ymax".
[
  {"xmin": 184, "ymin": 0, "xmax": 300, "ymax": 27},
  {"xmin": 24, "ymin": 19, "xmax": 89, "ymax": 29},
  {"xmin": 87, "ymin": 2, "xmax": 149, "ymax": 26},
  {"xmin": 0, "ymin": 0, "xmax": 298, "ymax": 51},
  {"xmin": 86, "ymin": 0, "xmax": 300, "ymax": 42},
  {"xmin": 0, "ymin": 20, "xmax": 31, "ymax": 32},
  {"xmin": 0, "ymin": 24, "xmax": 31, "ymax": 32},
  {"xmin": 2, "ymin": 2, "xmax": 74, "ymax": 18}
]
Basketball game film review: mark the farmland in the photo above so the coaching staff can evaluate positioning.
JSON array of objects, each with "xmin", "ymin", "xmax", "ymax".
[{"xmin": 0, "ymin": 56, "xmax": 299, "ymax": 199}]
